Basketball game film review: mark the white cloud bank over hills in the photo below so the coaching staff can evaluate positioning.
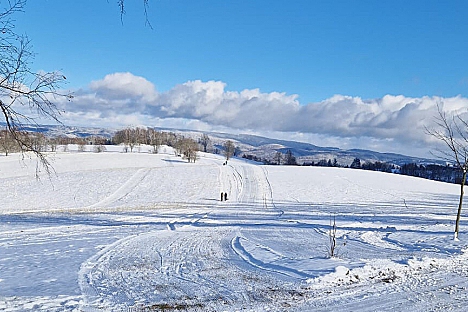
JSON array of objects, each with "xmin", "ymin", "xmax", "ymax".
[{"xmin": 60, "ymin": 72, "xmax": 468, "ymax": 158}]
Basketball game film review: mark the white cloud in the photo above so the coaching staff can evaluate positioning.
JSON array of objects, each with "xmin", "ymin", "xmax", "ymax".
[
  {"xmin": 89, "ymin": 72, "xmax": 158, "ymax": 102},
  {"xmin": 60, "ymin": 72, "xmax": 468, "ymax": 158}
]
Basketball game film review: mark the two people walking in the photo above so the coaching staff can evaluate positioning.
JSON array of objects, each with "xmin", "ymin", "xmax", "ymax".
[{"xmin": 220, "ymin": 192, "xmax": 228, "ymax": 201}]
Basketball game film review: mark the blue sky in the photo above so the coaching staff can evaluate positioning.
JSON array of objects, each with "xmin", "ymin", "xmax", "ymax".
[{"xmin": 11, "ymin": 0, "xmax": 468, "ymax": 157}]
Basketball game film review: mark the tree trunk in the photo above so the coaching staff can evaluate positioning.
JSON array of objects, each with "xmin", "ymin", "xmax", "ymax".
[{"xmin": 455, "ymin": 169, "xmax": 467, "ymax": 240}]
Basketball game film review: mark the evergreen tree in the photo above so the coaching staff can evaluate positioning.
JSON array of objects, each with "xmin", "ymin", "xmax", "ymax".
[
  {"xmin": 350, "ymin": 158, "xmax": 361, "ymax": 169},
  {"xmin": 285, "ymin": 149, "xmax": 297, "ymax": 165}
]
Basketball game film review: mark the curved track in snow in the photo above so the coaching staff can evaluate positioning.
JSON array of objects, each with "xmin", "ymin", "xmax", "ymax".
[
  {"xmin": 86, "ymin": 168, "xmax": 152, "ymax": 210},
  {"xmin": 4, "ymin": 152, "xmax": 468, "ymax": 311},
  {"xmin": 78, "ymin": 227, "xmax": 311, "ymax": 311},
  {"xmin": 78, "ymin": 159, "xmax": 310, "ymax": 311}
]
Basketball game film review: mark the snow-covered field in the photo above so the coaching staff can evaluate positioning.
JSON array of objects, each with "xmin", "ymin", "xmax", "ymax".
[{"xmin": 1, "ymin": 146, "xmax": 467, "ymax": 311}]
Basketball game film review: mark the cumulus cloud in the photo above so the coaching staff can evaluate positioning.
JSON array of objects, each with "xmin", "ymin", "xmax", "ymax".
[
  {"xmin": 89, "ymin": 72, "xmax": 158, "ymax": 102},
  {"xmin": 60, "ymin": 72, "xmax": 468, "ymax": 157},
  {"xmin": 147, "ymin": 80, "xmax": 300, "ymax": 129}
]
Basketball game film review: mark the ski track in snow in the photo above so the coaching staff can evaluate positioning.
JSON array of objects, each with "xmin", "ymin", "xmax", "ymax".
[
  {"xmin": 86, "ymin": 167, "xmax": 152, "ymax": 210},
  {"xmin": 78, "ymin": 156, "xmax": 300, "ymax": 311},
  {"xmin": 1, "ymin": 148, "xmax": 468, "ymax": 311}
]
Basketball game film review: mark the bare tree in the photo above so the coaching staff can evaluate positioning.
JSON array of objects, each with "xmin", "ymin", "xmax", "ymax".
[
  {"xmin": 199, "ymin": 133, "xmax": 211, "ymax": 153},
  {"xmin": 77, "ymin": 138, "xmax": 86, "ymax": 152},
  {"xmin": 180, "ymin": 138, "xmax": 198, "ymax": 163},
  {"xmin": 274, "ymin": 151, "xmax": 283, "ymax": 165},
  {"xmin": 48, "ymin": 137, "xmax": 58, "ymax": 152},
  {"xmin": 93, "ymin": 144, "xmax": 106, "ymax": 153},
  {"xmin": 27, "ymin": 132, "xmax": 47, "ymax": 153},
  {"xmin": 126, "ymin": 128, "xmax": 139, "ymax": 152},
  {"xmin": 327, "ymin": 216, "xmax": 338, "ymax": 258},
  {"xmin": 0, "ymin": 129, "xmax": 19, "ymax": 155},
  {"xmin": 147, "ymin": 128, "xmax": 162, "ymax": 154},
  {"xmin": 223, "ymin": 140, "xmax": 235, "ymax": 161},
  {"xmin": 113, "ymin": 128, "xmax": 140, "ymax": 153},
  {"xmin": 426, "ymin": 104, "xmax": 468, "ymax": 240},
  {"xmin": 164, "ymin": 132, "xmax": 178, "ymax": 148},
  {"xmin": 325, "ymin": 215, "xmax": 345, "ymax": 258},
  {"xmin": 172, "ymin": 136, "xmax": 198, "ymax": 162},
  {"xmin": 0, "ymin": 1, "xmax": 71, "ymax": 175},
  {"xmin": 173, "ymin": 135, "xmax": 184, "ymax": 156}
]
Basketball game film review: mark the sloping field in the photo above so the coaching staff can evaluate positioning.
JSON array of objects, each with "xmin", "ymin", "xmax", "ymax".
[{"xmin": 0, "ymin": 147, "xmax": 467, "ymax": 311}]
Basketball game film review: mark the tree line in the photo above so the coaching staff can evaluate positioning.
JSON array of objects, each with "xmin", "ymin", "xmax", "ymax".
[
  {"xmin": 2, "ymin": 127, "xmax": 462, "ymax": 185},
  {"xmin": 307, "ymin": 156, "xmax": 462, "ymax": 184},
  {"xmin": 0, "ymin": 130, "xmax": 112, "ymax": 155},
  {"xmin": 0, "ymin": 127, "xmax": 245, "ymax": 165},
  {"xmin": 112, "ymin": 128, "xmax": 202, "ymax": 162},
  {"xmin": 112, "ymin": 128, "xmax": 239, "ymax": 163},
  {"xmin": 398, "ymin": 163, "xmax": 462, "ymax": 184},
  {"xmin": 243, "ymin": 149, "xmax": 297, "ymax": 165},
  {"xmin": 244, "ymin": 150, "xmax": 464, "ymax": 186}
]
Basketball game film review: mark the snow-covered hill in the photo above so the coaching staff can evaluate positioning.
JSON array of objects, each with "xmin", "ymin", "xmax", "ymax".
[
  {"xmin": 14, "ymin": 123, "xmax": 440, "ymax": 166},
  {"xmin": 0, "ymin": 147, "xmax": 467, "ymax": 311}
]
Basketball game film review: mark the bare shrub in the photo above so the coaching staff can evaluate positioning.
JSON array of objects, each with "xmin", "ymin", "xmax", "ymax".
[{"xmin": 326, "ymin": 216, "xmax": 346, "ymax": 258}]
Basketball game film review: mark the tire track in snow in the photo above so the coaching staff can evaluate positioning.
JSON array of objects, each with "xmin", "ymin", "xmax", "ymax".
[
  {"xmin": 224, "ymin": 162, "xmax": 275, "ymax": 208},
  {"xmin": 86, "ymin": 168, "xmax": 151, "ymax": 210},
  {"xmin": 79, "ymin": 159, "xmax": 300, "ymax": 310},
  {"xmin": 231, "ymin": 235, "xmax": 313, "ymax": 279},
  {"xmin": 78, "ymin": 227, "xmax": 307, "ymax": 311},
  {"xmin": 166, "ymin": 211, "xmax": 211, "ymax": 231},
  {"xmin": 78, "ymin": 234, "xmax": 141, "ymax": 311},
  {"xmin": 78, "ymin": 228, "xmax": 237, "ymax": 310},
  {"xmin": 361, "ymin": 231, "xmax": 405, "ymax": 251}
]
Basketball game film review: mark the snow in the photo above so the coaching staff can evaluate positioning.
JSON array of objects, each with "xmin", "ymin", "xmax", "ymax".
[{"xmin": 1, "ymin": 145, "xmax": 468, "ymax": 311}]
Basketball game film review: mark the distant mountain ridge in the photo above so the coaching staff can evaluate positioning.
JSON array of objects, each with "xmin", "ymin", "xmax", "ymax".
[
  {"xmin": 213, "ymin": 133, "xmax": 437, "ymax": 167},
  {"xmin": 8, "ymin": 123, "xmax": 441, "ymax": 167}
]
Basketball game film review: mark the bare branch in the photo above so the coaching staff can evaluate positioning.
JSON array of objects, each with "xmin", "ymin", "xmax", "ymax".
[
  {"xmin": 143, "ymin": 0, "xmax": 152, "ymax": 29},
  {"xmin": 0, "ymin": 0, "xmax": 71, "ymax": 177},
  {"xmin": 117, "ymin": 0, "xmax": 153, "ymax": 29}
]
